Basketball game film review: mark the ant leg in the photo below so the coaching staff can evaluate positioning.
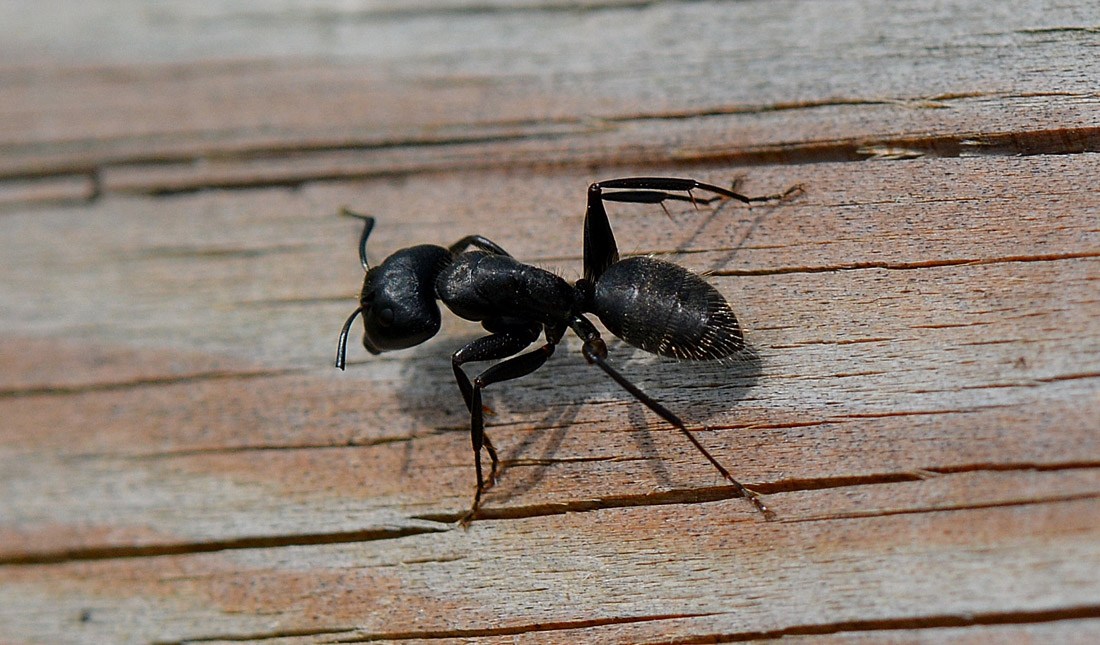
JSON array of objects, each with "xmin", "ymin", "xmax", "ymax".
[
  {"xmin": 594, "ymin": 177, "xmax": 799, "ymax": 206},
  {"xmin": 582, "ymin": 178, "xmax": 800, "ymax": 282},
  {"xmin": 569, "ymin": 315, "xmax": 773, "ymax": 519},
  {"xmin": 452, "ymin": 324, "xmax": 564, "ymax": 525},
  {"xmin": 583, "ymin": 182, "xmax": 621, "ymax": 282},
  {"xmin": 452, "ymin": 329, "xmax": 540, "ymax": 412},
  {"xmin": 449, "ymin": 235, "xmax": 511, "ymax": 256},
  {"xmin": 452, "ymin": 328, "xmax": 540, "ymax": 488},
  {"xmin": 461, "ymin": 343, "xmax": 563, "ymax": 525},
  {"xmin": 462, "ymin": 351, "xmax": 554, "ymax": 524},
  {"xmin": 461, "ymin": 336, "xmax": 565, "ymax": 525}
]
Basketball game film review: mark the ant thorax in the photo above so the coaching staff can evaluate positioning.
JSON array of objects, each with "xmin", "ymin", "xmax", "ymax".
[{"xmin": 436, "ymin": 251, "xmax": 575, "ymax": 326}]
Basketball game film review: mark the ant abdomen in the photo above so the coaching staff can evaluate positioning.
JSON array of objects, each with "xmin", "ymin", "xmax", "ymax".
[{"xmin": 591, "ymin": 256, "xmax": 744, "ymax": 360}]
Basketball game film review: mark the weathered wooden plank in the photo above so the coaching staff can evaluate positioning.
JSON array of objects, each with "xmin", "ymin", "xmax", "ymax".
[
  {"xmin": 1, "ymin": 155, "xmax": 1097, "ymax": 561},
  {"xmin": 2, "ymin": 1, "xmax": 1099, "ymax": 642},
  {"xmin": 91, "ymin": 106, "xmax": 1100, "ymax": 196},
  {"xmin": 2, "ymin": 0, "xmax": 1098, "ymax": 196},
  {"xmin": 2, "ymin": 494, "xmax": 1099, "ymax": 643},
  {"xmin": 2, "ymin": 155, "xmax": 1097, "ymax": 371}
]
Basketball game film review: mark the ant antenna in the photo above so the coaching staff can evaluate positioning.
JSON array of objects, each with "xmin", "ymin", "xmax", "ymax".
[
  {"xmin": 335, "ymin": 306, "xmax": 363, "ymax": 370},
  {"xmin": 340, "ymin": 208, "xmax": 375, "ymax": 272},
  {"xmin": 334, "ymin": 209, "xmax": 375, "ymax": 370}
]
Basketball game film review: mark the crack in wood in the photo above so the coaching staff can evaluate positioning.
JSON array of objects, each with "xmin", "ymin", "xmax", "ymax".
[
  {"xmin": 949, "ymin": 370, "xmax": 1100, "ymax": 392},
  {"xmin": 4, "ymin": 463, "xmax": 1095, "ymax": 566},
  {"xmin": 150, "ymin": 604, "xmax": 1100, "ymax": 643},
  {"xmin": 120, "ymin": 123, "xmax": 1100, "ymax": 196},
  {"xmin": 0, "ymin": 367, "xmax": 305, "ymax": 399},
  {"xmin": 833, "ymin": 406, "xmax": 1010, "ymax": 420},
  {"xmin": 711, "ymin": 250, "xmax": 1100, "ymax": 276},
  {"xmin": 784, "ymin": 490, "xmax": 1100, "ymax": 524},
  {"xmin": 639, "ymin": 604, "xmax": 1100, "ymax": 644},
  {"xmin": 929, "ymin": 460, "xmax": 1100, "ymax": 475},
  {"xmin": 122, "ymin": 243, "xmax": 317, "ymax": 261},
  {"xmin": 3, "ymin": 91, "xmax": 1009, "ymax": 184},
  {"xmin": 329, "ymin": 612, "xmax": 716, "ymax": 643},
  {"xmin": 415, "ymin": 462, "xmax": 1100, "ymax": 524},
  {"xmin": 0, "ymin": 524, "xmax": 449, "ymax": 567},
  {"xmin": 112, "ymin": 433, "xmax": 436, "ymax": 462},
  {"xmin": 504, "ymin": 454, "xmax": 649, "ymax": 466},
  {"xmin": 149, "ymin": 612, "xmax": 714, "ymax": 644},
  {"xmin": 4, "ymin": 123, "xmax": 1099, "ymax": 200},
  {"xmin": 150, "ymin": 626, "xmax": 360, "ymax": 645},
  {"xmin": 671, "ymin": 124, "xmax": 1100, "ymax": 167}
]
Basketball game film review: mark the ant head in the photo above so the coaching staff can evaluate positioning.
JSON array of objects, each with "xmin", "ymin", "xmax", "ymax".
[
  {"xmin": 335, "ymin": 211, "xmax": 455, "ymax": 369},
  {"xmin": 358, "ymin": 245, "xmax": 452, "ymax": 353},
  {"xmin": 336, "ymin": 243, "xmax": 453, "ymax": 368}
]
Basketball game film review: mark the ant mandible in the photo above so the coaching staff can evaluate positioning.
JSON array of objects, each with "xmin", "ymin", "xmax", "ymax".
[{"xmin": 336, "ymin": 177, "xmax": 795, "ymax": 524}]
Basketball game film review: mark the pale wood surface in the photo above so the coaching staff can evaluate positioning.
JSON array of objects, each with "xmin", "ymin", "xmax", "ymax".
[{"xmin": 2, "ymin": 1, "xmax": 1100, "ymax": 643}]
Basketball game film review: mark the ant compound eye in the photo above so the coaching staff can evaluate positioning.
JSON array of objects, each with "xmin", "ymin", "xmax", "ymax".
[{"xmin": 377, "ymin": 307, "xmax": 395, "ymax": 326}]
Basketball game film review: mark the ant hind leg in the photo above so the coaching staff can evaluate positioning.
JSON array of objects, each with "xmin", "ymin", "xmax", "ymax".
[
  {"xmin": 583, "ymin": 177, "xmax": 800, "ymax": 282},
  {"xmin": 569, "ymin": 315, "xmax": 773, "ymax": 520}
]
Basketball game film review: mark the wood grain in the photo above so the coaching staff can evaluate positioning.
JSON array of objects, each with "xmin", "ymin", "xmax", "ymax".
[{"xmin": 2, "ymin": 1, "xmax": 1099, "ymax": 643}]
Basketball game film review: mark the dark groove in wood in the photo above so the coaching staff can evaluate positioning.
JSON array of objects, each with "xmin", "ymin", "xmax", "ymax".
[
  {"xmin": 3, "ymin": 463, "xmax": 1094, "ymax": 566},
  {"xmin": 331, "ymin": 612, "xmax": 714, "ymax": 643},
  {"xmin": 0, "ymin": 525, "xmax": 449, "ymax": 567},
  {"xmin": 119, "ymin": 125, "xmax": 1100, "ymax": 196},
  {"xmin": 643, "ymin": 604, "xmax": 1100, "ymax": 645},
  {"xmin": 713, "ymin": 251, "xmax": 1100, "ymax": 277},
  {"xmin": 415, "ymin": 463, "xmax": 1100, "ymax": 525},
  {"xmin": 3, "ymin": 125, "xmax": 1098, "ymax": 201},
  {"xmin": 156, "ymin": 604, "xmax": 1100, "ymax": 643},
  {"xmin": 0, "ymin": 368, "xmax": 304, "ymax": 399},
  {"xmin": 151, "ymin": 626, "xmax": 359, "ymax": 644}
]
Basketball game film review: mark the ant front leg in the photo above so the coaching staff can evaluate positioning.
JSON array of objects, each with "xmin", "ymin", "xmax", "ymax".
[
  {"xmin": 568, "ymin": 315, "xmax": 774, "ymax": 519},
  {"xmin": 448, "ymin": 234, "xmax": 512, "ymax": 257},
  {"xmin": 451, "ymin": 323, "xmax": 564, "ymax": 525}
]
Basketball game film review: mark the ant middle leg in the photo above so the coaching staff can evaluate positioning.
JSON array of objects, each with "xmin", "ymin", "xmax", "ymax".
[
  {"xmin": 452, "ymin": 326, "xmax": 542, "ymax": 411},
  {"xmin": 452, "ymin": 324, "xmax": 564, "ymax": 524}
]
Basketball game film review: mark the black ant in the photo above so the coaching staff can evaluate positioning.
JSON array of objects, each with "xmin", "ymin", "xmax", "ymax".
[{"xmin": 336, "ymin": 177, "xmax": 796, "ymax": 523}]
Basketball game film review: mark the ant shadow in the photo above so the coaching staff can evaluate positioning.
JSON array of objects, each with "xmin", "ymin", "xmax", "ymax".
[{"xmin": 391, "ymin": 332, "xmax": 763, "ymax": 506}]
